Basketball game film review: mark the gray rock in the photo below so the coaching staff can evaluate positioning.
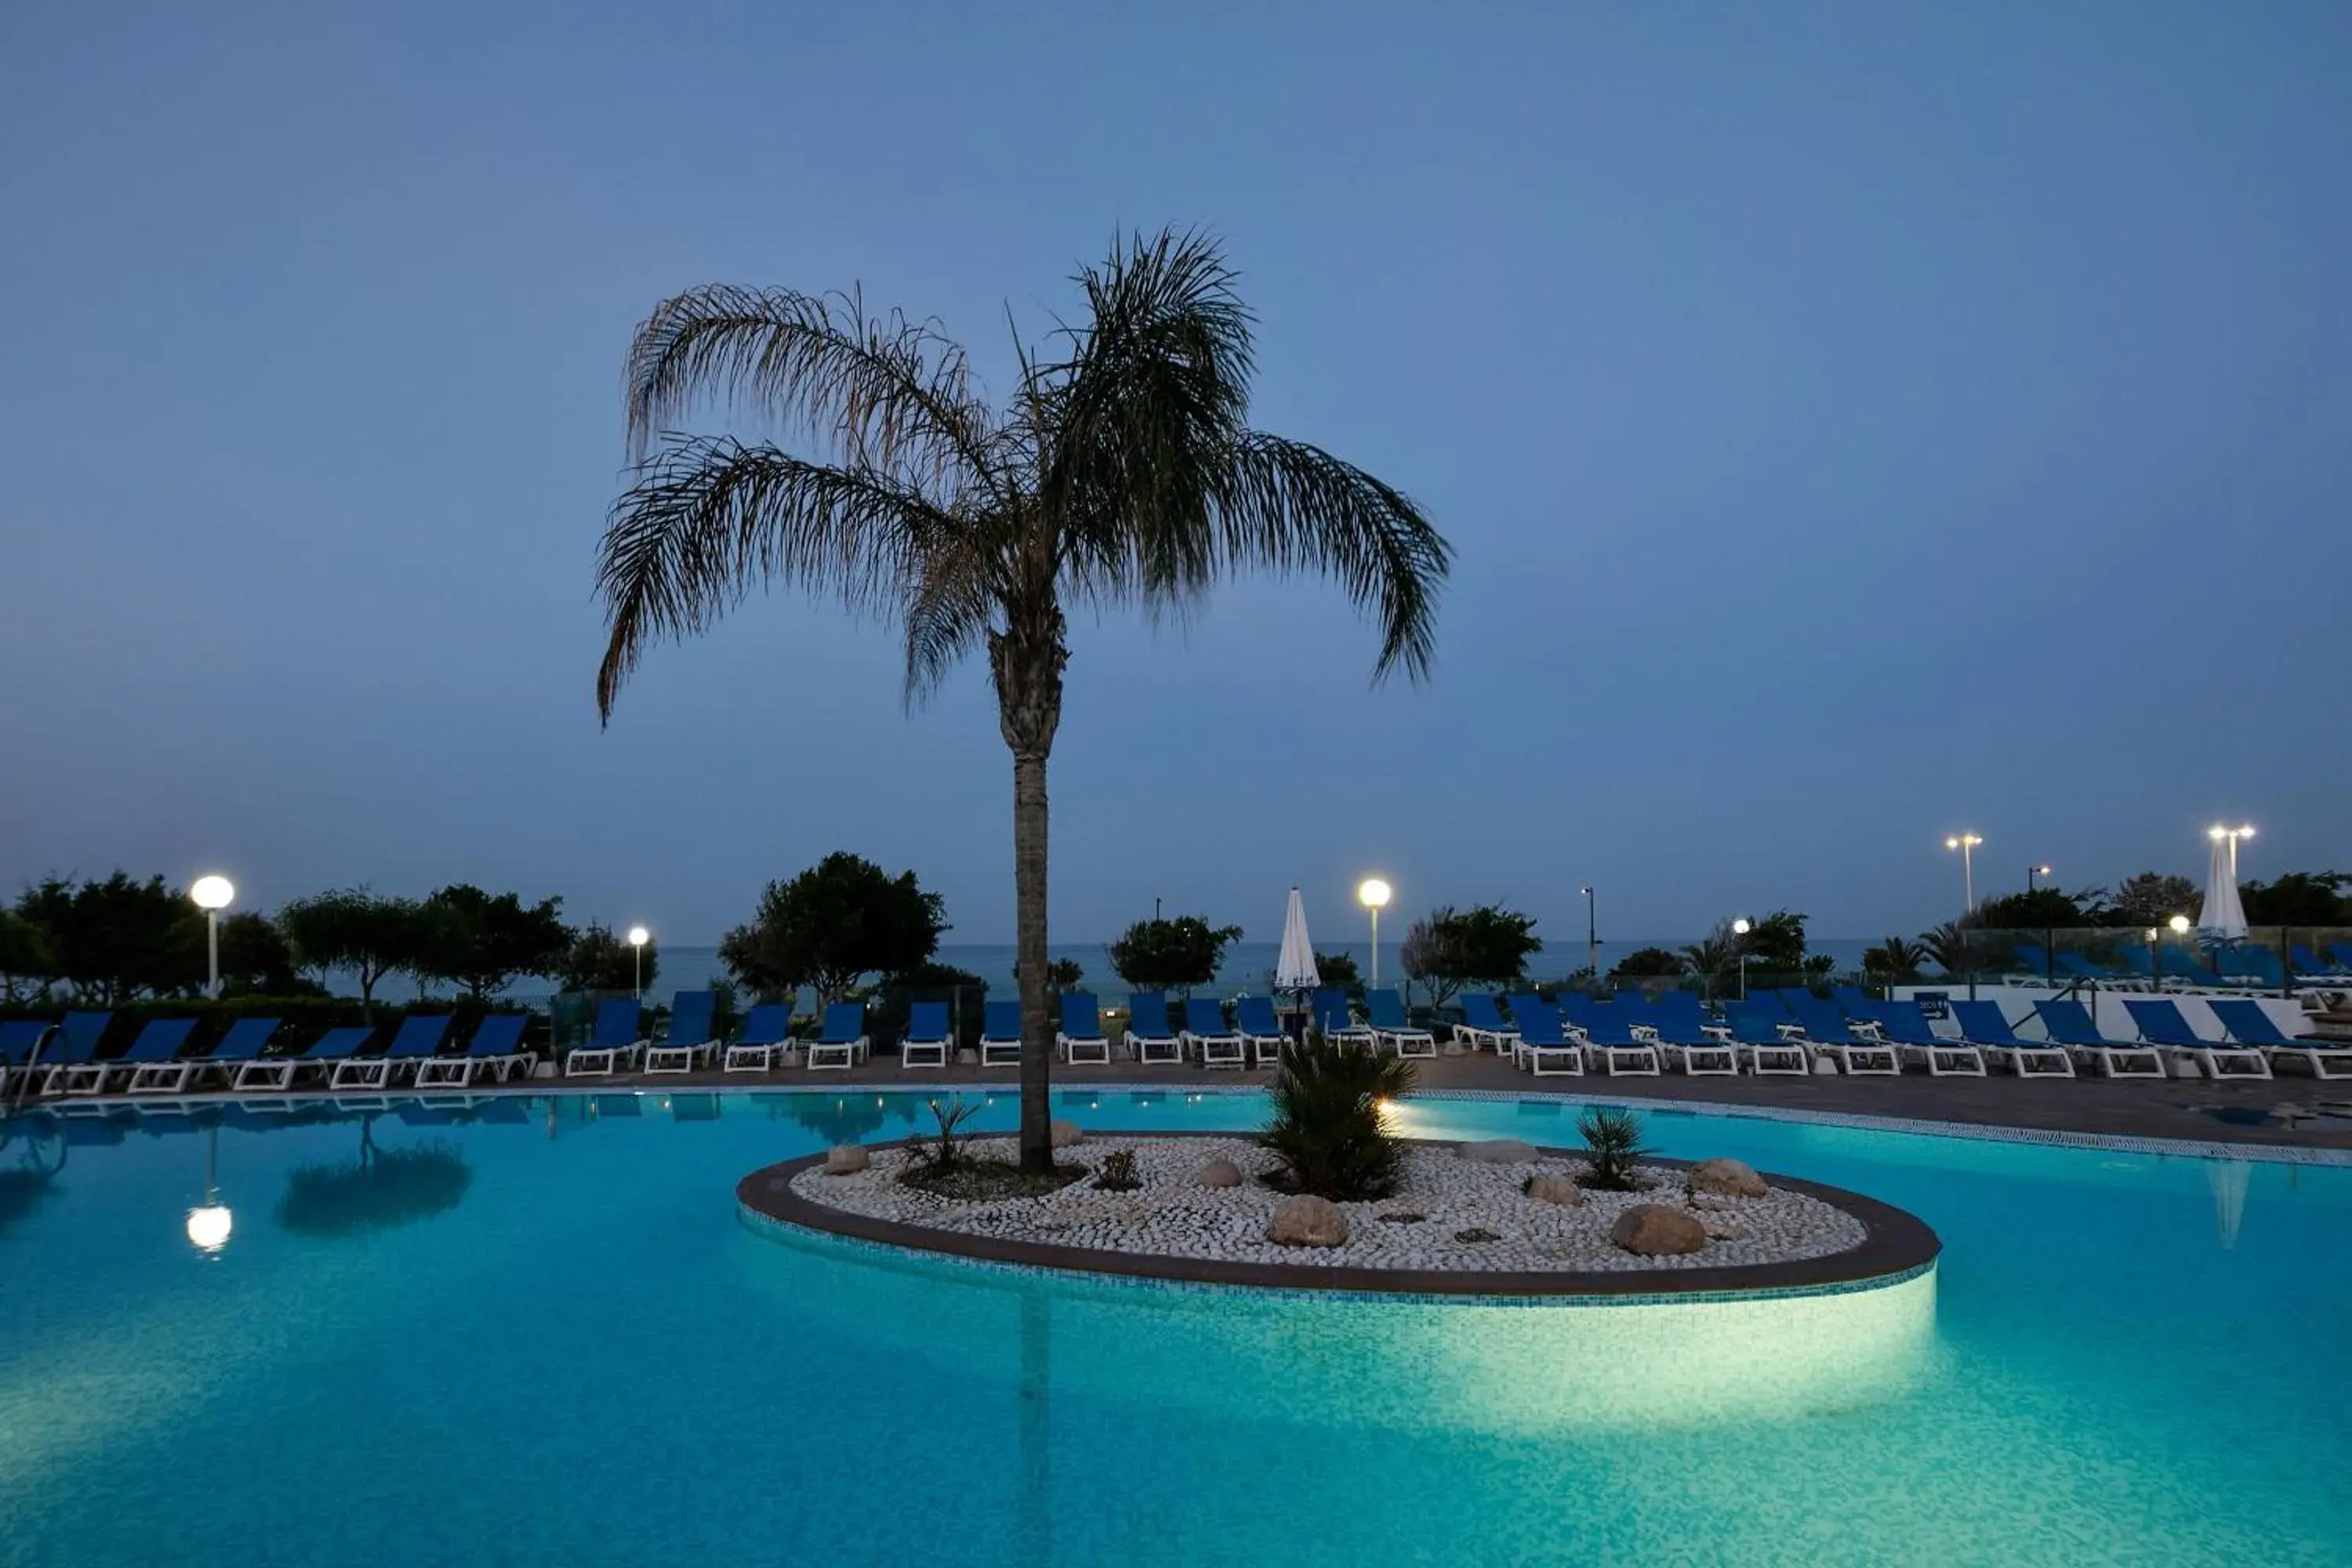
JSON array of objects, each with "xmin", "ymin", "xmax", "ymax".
[
  {"xmin": 1524, "ymin": 1174, "xmax": 1584, "ymax": 1207},
  {"xmin": 1610, "ymin": 1203, "xmax": 1708, "ymax": 1256},
  {"xmin": 1459, "ymin": 1138, "xmax": 1540, "ymax": 1164},
  {"xmin": 1267, "ymin": 1194, "xmax": 1350, "ymax": 1248},
  {"xmin": 1686, "ymin": 1158, "xmax": 1767, "ymax": 1199},
  {"xmin": 823, "ymin": 1143, "xmax": 869, "ymax": 1175},
  {"xmin": 1050, "ymin": 1119, "xmax": 1085, "ymax": 1149},
  {"xmin": 1198, "ymin": 1157, "xmax": 1243, "ymax": 1188}
]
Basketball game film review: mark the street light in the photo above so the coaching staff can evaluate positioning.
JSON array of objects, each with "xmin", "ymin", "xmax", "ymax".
[
  {"xmin": 627, "ymin": 925, "xmax": 650, "ymax": 1002},
  {"xmin": 191, "ymin": 875, "xmax": 235, "ymax": 998},
  {"xmin": 2209, "ymin": 823, "xmax": 2256, "ymax": 882},
  {"xmin": 185, "ymin": 1123, "xmax": 232, "ymax": 1254},
  {"xmin": 2028, "ymin": 864, "xmax": 2053, "ymax": 892},
  {"xmin": 1943, "ymin": 834, "xmax": 1982, "ymax": 915},
  {"xmin": 1356, "ymin": 878, "xmax": 1391, "ymax": 989},
  {"xmin": 1580, "ymin": 886, "xmax": 1598, "ymax": 985},
  {"xmin": 1732, "ymin": 916, "xmax": 1752, "ymax": 1000}
]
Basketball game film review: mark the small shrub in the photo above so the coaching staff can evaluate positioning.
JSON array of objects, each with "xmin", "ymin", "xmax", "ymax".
[
  {"xmin": 1260, "ymin": 1035, "xmax": 1416, "ymax": 1201},
  {"xmin": 1094, "ymin": 1149, "xmax": 1140, "ymax": 1191},
  {"xmin": 913, "ymin": 1095, "xmax": 979, "ymax": 1176},
  {"xmin": 1576, "ymin": 1106, "xmax": 1650, "ymax": 1191}
]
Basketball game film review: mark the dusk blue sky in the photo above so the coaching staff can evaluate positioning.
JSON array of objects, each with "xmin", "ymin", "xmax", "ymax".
[{"xmin": 2, "ymin": 2, "xmax": 2343, "ymax": 947}]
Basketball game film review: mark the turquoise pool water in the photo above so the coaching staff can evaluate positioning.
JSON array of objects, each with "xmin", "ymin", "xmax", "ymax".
[{"xmin": 0, "ymin": 1089, "xmax": 2345, "ymax": 1566}]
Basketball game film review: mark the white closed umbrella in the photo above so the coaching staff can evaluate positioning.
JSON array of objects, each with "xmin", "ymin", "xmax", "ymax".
[
  {"xmin": 2198, "ymin": 835, "xmax": 2250, "ymax": 941},
  {"xmin": 1275, "ymin": 886, "xmax": 1319, "ymax": 994}
]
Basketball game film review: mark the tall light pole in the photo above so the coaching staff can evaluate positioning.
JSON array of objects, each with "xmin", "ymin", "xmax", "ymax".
[
  {"xmin": 1944, "ymin": 834, "xmax": 1982, "ymax": 916},
  {"xmin": 190, "ymin": 875, "xmax": 235, "ymax": 998},
  {"xmin": 2028, "ymin": 864, "xmax": 2052, "ymax": 893},
  {"xmin": 626, "ymin": 925, "xmax": 650, "ymax": 1002},
  {"xmin": 1356, "ymin": 878, "xmax": 1391, "ymax": 989},
  {"xmin": 1581, "ymin": 886, "xmax": 1597, "ymax": 984},
  {"xmin": 1732, "ymin": 916, "xmax": 1752, "ymax": 1000}
]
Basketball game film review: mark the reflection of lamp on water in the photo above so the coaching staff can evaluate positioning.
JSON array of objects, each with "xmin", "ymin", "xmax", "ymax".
[
  {"xmin": 2209, "ymin": 1160, "xmax": 2250, "ymax": 1250},
  {"xmin": 185, "ymin": 1123, "xmax": 233, "ymax": 1253}
]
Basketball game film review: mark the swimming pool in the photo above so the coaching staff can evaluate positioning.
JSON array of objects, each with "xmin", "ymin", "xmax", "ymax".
[{"xmin": 1, "ymin": 1089, "xmax": 2345, "ymax": 1565}]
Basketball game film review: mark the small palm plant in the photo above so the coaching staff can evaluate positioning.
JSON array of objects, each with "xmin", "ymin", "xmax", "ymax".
[
  {"xmin": 1261, "ymin": 1036, "xmax": 1416, "ymax": 1201},
  {"xmin": 1576, "ymin": 1106, "xmax": 1650, "ymax": 1191}
]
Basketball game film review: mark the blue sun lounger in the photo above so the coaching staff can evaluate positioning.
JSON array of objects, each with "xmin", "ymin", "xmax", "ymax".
[
  {"xmin": 1856, "ymin": 1000, "xmax": 1985, "ymax": 1076},
  {"xmin": 806, "ymin": 1003, "xmax": 869, "ymax": 1070},
  {"xmin": 2288, "ymin": 943, "xmax": 2343, "ymax": 982},
  {"xmin": 1790, "ymin": 997, "xmax": 1899, "ymax": 1075},
  {"xmin": 1126, "ymin": 993, "xmax": 1181, "ymax": 1065},
  {"xmin": 1575, "ymin": 1003, "xmax": 1661, "ymax": 1076},
  {"xmin": 2010, "ymin": 944, "xmax": 2053, "ymax": 981},
  {"xmin": 25, "ymin": 1012, "xmax": 113, "ymax": 1097},
  {"xmin": 137, "ymin": 1017, "xmax": 278, "ymax": 1094},
  {"xmin": 978, "ymin": 999, "xmax": 1024, "ymax": 1068},
  {"xmin": 1234, "ymin": 996, "xmax": 1287, "ymax": 1068},
  {"xmin": 238, "ymin": 1025, "xmax": 372, "ymax": 1092},
  {"xmin": 2054, "ymin": 952, "xmax": 2114, "ymax": 985},
  {"xmin": 898, "ymin": 1000, "xmax": 953, "ymax": 1069},
  {"xmin": 1057, "ymin": 993, "xmax": 1109, "ymax": 1065},
  {"xmin": 331, "ymin": 1014, "xmax": 452, "ymax": 1091},
  {"xmin": 2033, "ymin": 1000, "xmax": 2165, "ymax": 1078},
  {"xmin": 416, "ymin": 1014, "xmax": 531, "ymax": 1089},
  {"xmin": 565, "ymin": 999, "xmax": 646, "ymax": 1076},
  {"xmin": 2208, "ymin": 999, "xmax": 2352, "ymax": 1080},
  {"xmin": 644, "ymin": 991, "xmax": 720, "ymax": 1075},
  {"xmin": 1453, "ymin": 993, "xmax": 1518, "ymax": 1056},
  {"xmin": 0, "ymin": 1020, "xmax": 55, "ymax": 1095},
  {"xmin": 1719, "ymin": 1000, "xmax": 1810, "ymax": 1075},
  {"xmin": 1504, "ymin": 994, "xmax": 1583, "ymax": 1076},
  {"xmin": 2123, "ymin": 999, "xmax": 2270, "ymax": 1080},
  {"xmin": 64, "ymin": 1018, "xmax": 198, "ymax": 1096},
  {"xmin": 723, "ymin": 1004, "xmax": 794, "ymax": 1073},
  {"xmin": 1947, "ymin": 1001, "xmax": 2072, "ymax": 1077},
  {"xmin": 1181, "ymin": 997, "xmax": 1245, "ymax": 1068},
  {"xmin": 1363, "ymin": 989, "xmax": 1436, "ymax": 1059},
  {"xmin": 1640, "ymin": 993, "xmax": 1737, "ymax": 1074},
  {"xmin": 1313, "ymin": 988, "xmax": 1372, "ymax": 1050}
]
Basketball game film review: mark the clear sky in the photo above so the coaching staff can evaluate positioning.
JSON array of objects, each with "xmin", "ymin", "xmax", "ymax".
[{"xmin": 2, "ymin": 2, "xmax": 2343, "ymax": 946}]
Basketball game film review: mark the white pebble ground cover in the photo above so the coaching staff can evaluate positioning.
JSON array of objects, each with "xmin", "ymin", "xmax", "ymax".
[{"xmin": 790, "ymin": 1137, "xmax": 1867, "ymax": 1273}]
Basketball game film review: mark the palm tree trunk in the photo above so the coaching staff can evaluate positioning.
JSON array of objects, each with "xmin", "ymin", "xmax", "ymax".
[
  {"xmin": 992, "ymin": 601, "xmax": 1067, "ymax": 1176},
  {"xmin": 1011, "ymin": 747, "xmax": 1052, "ymax": 1173}
]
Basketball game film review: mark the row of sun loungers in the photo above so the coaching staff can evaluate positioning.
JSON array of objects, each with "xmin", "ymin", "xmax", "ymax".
[
  {"xmin": 2007, "ymin": 940, "xmax": 2352, "ymax": 991},
  {"xmin": 0, "ymin": 1012, "xmax": 536, "ymax": 1098}
]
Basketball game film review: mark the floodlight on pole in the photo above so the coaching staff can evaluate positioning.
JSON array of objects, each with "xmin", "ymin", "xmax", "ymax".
[
  {"xmin": 627, "ymin": 925, "xmax": 650, "ymax": 1002},
  {"xmin": 1356, "ymin": 878, "xmax": 1391, "ymax": 989},
  {"xmin": 191, "ymin": 875, "xmax": 235, "ymax": 998}
]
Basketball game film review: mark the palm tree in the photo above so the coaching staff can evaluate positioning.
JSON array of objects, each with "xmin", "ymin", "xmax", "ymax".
[
  {"xmin": 1916, "ymin": 920, "xmax": 1979, "ymax": 977},
  {"xmin": 1678, "ymin": 919, "xmax": 1744, "ymax": 1000},
  {"xmin": 1861, "ymin": 935, "xmax": 1929, "ymax": 981},
  {"xmin": 593, "ymin": 229, "xmax": 1450, "ymax": 1172}
]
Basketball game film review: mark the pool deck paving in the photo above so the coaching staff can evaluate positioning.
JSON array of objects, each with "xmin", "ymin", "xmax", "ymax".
[{"xmin": 539, "ymin": 1050, "xmax": 2352, "ymax": 1152}]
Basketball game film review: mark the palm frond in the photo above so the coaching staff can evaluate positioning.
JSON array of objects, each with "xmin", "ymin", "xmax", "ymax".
[
  {"xmin": 622, "ymin": 285, "xmax": 1005, "ymax": 506},
  {"xmin": 593, "ymin": 437, "xmax": 961, "ymax": 720},
  {"xmin": 1212, "ymin": 432, "xmax": 1450, "ymax": 682}
]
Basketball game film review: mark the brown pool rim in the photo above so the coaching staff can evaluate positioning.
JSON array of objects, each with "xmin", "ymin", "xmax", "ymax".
[{"xmin": 735, "ymin": 1132, "xmax": 1940, "ymax": 1300}]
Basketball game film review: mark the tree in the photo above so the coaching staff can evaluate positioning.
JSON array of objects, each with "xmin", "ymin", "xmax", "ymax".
[
  {"xmin": 1610, "ymin": 947, "xmax": 1685, "ymax": 980},
  {"xmin": 0, "ymin": 909, "xmax": 53, "ymax": 1001},
  {"xmin": 1313, "ymin": 950, "xmax": 1363, "ymax": 990},
  {"xmin": 593, "ymin": 230, "xmax": 1448, "ymax": 1171},
  {"xmin": 2104, "ymin": 873, "xmax": 2198, "ymax": 929},
  {"xmin": 414, "ymin": 885, "xmax": 572, "ymax": 1001},
  {"xmin": 1108, "ymin": 915, "xmax": 1243, "ymax": 993},
  {"xmin": 218, "ymin": 913, "xmax": 309, "ymax": 996},
  {"xmin": 279, "ymin": 887, "xmax": 427, "ymax": 1008},
  {"xmin": 1679, "ymin": 920, "xmax": 1744, "ymax": 1000},
  {"xmin": 1741, "ymin": 910, "xmax": 1811, "ymax": 976},
  {"xmin": 2240, "ymin": 872, "xmax": 2350, "ymax": 926},
  {"xmin": 720, "ymin": 853, "xmax": 947, "ymax": 1005},
  {"xmin": 1399, "ymin": 903, "xmax": 1541, "ymax": 1005},
  {"xmin": 1862, "ymin": 936, "xmax": 1929, "ymax": 981},
  {"xmin": 1044, "ymin": 956, "xmax": 1083, "ymax": 990},
  {"xmin": 13, "ymin": 873, "xmax": 202, "ymax": 1002},
  {"xmin": 1973, "ymin": 887, "xmax": 2096, "ymax": 930},
  {"xmin": 564, "ymin": 922, "xmax": 659, "ymax": 993},
  {"xmin": 1916, "ymin": 920, "xmax": 1987, "ymax": 976}
]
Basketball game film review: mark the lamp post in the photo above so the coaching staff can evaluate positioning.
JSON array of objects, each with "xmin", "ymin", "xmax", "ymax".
[
  {"xmin": 1944, "ymin": 834, "xmax": 1982, "ymax": 916},
  {"xmin": 2209, "ymin": 823, "xmax": 2255, "ymax": 880},
  {"xmin": 190, "ymin": 875, "xmax": 235, "ymax": 998},
  {"xmin": 1356, "ymin": 878, "xmax": 1391, "ymax": 989},
  {"xmin": 2028, "ymin": 864, "xmax": 2052, "ymax": 893},
  {"xmin": 1732, "ymin": 916, "xmax": 1752, "ymax": 1000},
  {"xmin": 626, "ymin": 925, "xmax": 649, "ymax": 1003},
  {"xmin": 185, "ymin": 1123, "xmax": 233, "ymax": 1254},
  {"xmin": 1581, "ymin": 886, "xmax": 1598, "ymax": 985}
]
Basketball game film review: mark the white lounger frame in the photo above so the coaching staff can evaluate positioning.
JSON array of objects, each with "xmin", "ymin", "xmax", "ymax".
[
  {"xmin": 564, "ymin": 1037, "xmax": 647, "ymax": 1076},
  {"xmin": 2264, "ymin": 1041, "xmax": 2352, "ymax": 1080},
  {"xmin": 414, "ymin": 1049, "xmax": 528, "ymax": 1090},
  {"xmin": 723, "ymin": 1040, "xmax": 780, "ymax": 1073},
  {"xmin": 1453, "ymin": 1022, "xmax": 1518, "ymax": 1057},
  {"xmin": 978, "ymin": 1033, "xmax": 1022, "ymax": 1067},
  {"xmin": 898, "ymin": 1031, "xmax": 950, "ymax": 1069},
  {"xmin": 1519, "ymin": 1038, "xmax": 1585, "ymax": 1076},
  {"xmin": 2070, "ymin": 1042, "xmax": 2167, "ymax": 1079},
  {"xmin": 1128, "ymin": 1026, "xmax": 1183, "ymax": 1065},
  {"xmin": 1649, "ymin": 1030, "xmax": 1737, "ymax": 1076},
  {"xmin": 1058, "ymin": 1029, "xmax": 1110, "ymax": 1065},
  {"xmin": 1242, "ymin": 1029, "xmax": 1286, "ymax": 1069},
  {"xmin": 1979, "ymin": 1041, "xmax": 2074, "ymax": 1077},
  {"xmin": 1182, "ymin": 1025, "xmax": 1246, "ymax": 1069},
  {"xmin": 1711, "ymin": 1023, "xmax": 1809, "ymax": 1076},
  {"xmin": 806, "ymin": 1032, "xmax": 870, "ymax": 1071},
  {"xmin": 1374, "ymin": 1024, "xmax": 1439, "ymax": 1060},
  {"xmin": 2180, "ymin": 1043, "xmax": 2270, "ymax": 1081},
  {"xmin": 1590, "ymin": 1038, "xmax": 1662, "ymax": 1076}
]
